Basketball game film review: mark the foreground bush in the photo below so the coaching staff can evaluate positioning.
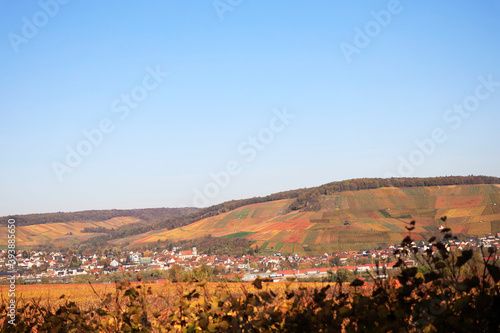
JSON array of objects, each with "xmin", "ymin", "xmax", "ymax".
[{"xmin": 1, "ymin": 219, "xmax": 500, "ymax": 332}]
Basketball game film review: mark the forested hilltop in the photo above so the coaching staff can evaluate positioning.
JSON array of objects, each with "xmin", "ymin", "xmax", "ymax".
[
  {"xmin": 95, "ymin": 176, "xmax": 500, "ymax": 242},
  {"xmin": 150, "ymin": 175, "xmax": 500, "ymax": 229},
  {"xmin": 3, "ymin": 207, "xmax": 199, "ymax": 227}
]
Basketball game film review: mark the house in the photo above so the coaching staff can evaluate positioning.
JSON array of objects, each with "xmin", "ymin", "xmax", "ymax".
[
  {"xmin": 178, "ymin": 246, "xmax": 198, "ymax": 259},
  {"xmin": 129, "ymin": 254, "xmax": 140, "ymax": 263},
  {"xmin": 179, "ymin": 251, "xmax": 194, "ymax": 259},
  {"xmin": 109, "ymin": 259, "xmax": 120, "ymax": 267},
  {"xmin": 337, "ymin": 253, "xmax": 349, "ymax": 263}
]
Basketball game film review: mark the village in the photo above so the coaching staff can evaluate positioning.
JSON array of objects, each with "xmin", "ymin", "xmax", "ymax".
[{"xmin": 1, "ymin": 233, "xmax": 499, "ymax": 284}]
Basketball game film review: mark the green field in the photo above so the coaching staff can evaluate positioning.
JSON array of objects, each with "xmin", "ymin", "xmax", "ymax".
[
  {"xmin": 234, "ymin": 209, "xmax": 251, "ymax": 219},
  {"xmin": 221, "ymin": 231, "xmax": 257, "ymax": 239}
]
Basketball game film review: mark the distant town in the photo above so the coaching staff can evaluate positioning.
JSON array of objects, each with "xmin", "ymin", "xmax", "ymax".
[{"xmin": 2, "ymin": 232, "xmax": 499, "ymax": 284}]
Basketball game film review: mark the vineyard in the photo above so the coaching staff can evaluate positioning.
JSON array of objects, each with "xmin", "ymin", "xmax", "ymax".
[
  {"xmin": 0, "ymin": 217, "xmax": 140, "ymax": 248},
  {"xmin": 0, "ymin": 281, "xmax": 280, "ymax": 312},
  {"xmin": 125, "ymin": 184, "xmax": 500, "ymax": 254}
]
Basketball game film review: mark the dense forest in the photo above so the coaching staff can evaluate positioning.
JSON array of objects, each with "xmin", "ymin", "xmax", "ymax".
[{"xmin": 130, "ymin": 235, "xmax": 254, "ymax": 256}]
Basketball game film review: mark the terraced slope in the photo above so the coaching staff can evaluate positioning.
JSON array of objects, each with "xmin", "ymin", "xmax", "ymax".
[
  {"xmin": 0, "ymin": 217, "xmax": 140, "ymax": 248},
  {"xmin": 128, "ymin": 184, "xmax": 500, "ymax": 254}
]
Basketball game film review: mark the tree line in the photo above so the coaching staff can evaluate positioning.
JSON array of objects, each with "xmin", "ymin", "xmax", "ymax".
[{"xmin": 4, "ymin": 207, "xmax": 198, "ymax": 227}]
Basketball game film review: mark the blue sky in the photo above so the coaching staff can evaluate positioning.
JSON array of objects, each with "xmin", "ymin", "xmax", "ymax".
[{"xmin": 1, "ymin": 0, "xmax": 499, "ymax": 216}]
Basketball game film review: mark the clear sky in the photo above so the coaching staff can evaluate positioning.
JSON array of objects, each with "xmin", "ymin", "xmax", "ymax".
[{"xmin": 1, "ymin": 1, "xmax": 499, "ymax": 216}]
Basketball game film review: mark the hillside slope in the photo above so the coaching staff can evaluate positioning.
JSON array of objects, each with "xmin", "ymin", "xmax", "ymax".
[
  {"xmin": 126, "ymin": 184, "xmax": 500, "ymax": 254},
  {"xmin": 0, "ymin": 207, "xmax": 198, "ymax": 249},
  {"xmin": 99, "ymin": 176, "xmax": 500, "ymax": 240},
  {"xmin": 0, "ymin": 217, "xmax": 141, "ymax": 248},
  {"xmin": 3, "ymin": 207, "xmax": 199, "ymax": 227}
]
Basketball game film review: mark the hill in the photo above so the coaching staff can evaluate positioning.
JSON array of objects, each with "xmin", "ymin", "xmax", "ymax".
[
  {"xmin": 124, "ymin": 184, "xmax": 500, "ymax": 254},
  {"xmin": 0, "ymin": 207, "xmax": 198, "ymax": 249},
  {"xmin": 4, "ymin": 176, "xmax": 499, "ymax": 252},
  {"xmin": 105, "ymin": 176, "xmax": 500, "ymax": 240},
  {"xmin": 0, "ymin": 217, "xmax": 141, "ymax": 249},
  {"xmin": 3, "ymin": 207, "xmax": 199, "ymax": 226}
]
